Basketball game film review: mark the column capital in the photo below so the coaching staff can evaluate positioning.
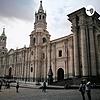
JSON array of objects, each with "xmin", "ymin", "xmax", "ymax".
[
  {"xmin": 80, "ymin": 25, "xmax": 86, "ymax": 29},
  {"xmin": 88, "ymin": 25, "xmax": 93, "ymax": 29}
]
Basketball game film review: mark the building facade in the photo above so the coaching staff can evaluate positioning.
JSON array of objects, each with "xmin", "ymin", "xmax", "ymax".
[{"xmin": 0, "ymin": 1, "xmax": 100, "ymax": 83}]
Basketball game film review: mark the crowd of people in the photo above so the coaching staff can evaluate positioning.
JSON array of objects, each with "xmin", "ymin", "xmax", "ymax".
[
  {"xmin": 0, "ymin": 80, "xmax": 19, "ymax": 93},
  {"xmin": 79, "ymin": 80, "xmax": 95, "ymax": 100}
]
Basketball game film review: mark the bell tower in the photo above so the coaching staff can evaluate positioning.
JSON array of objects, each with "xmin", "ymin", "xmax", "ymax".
[
  {"xmin": 30, "ymin": 0, "xmax": 50, "ymax": 47},
  {"xmin": 0, "ymin": 28, "xmax": 7, "ymax": 55},
  {"xmin": 29, "ymin": 1, "xmax": 50, "ymax": 82},
  {"xmin": 34, "ymin": 0, "xmax": 47, "ymax": 31}
]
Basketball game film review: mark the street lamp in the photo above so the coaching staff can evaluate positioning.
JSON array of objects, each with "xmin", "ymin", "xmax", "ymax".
[{"xmin": 48, "ymin": 66, "xmax": 53, "ymax": 85}]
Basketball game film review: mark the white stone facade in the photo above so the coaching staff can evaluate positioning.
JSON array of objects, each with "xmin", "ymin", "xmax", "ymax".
[{"xmin": 0, "ymin": 2, "xmax": 100, "ymax": 82}]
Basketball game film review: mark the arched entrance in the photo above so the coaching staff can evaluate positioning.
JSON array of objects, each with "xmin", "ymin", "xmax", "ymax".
[
  {"xmin": 57, "ymin": 68, "xmax": 64, "ymax": 81},
  {"xmin": 9, "ymin": 67, "xmax": 12, "ymax": 77}
]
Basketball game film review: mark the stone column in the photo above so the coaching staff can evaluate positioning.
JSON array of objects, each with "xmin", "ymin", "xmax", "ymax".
[
  {"xmin": 80, "ymin": 25, "xmax": 88, "ymax": 76},
  {"xmin": 72, "ymin": 26, "xmax": 80, "ymax": 76},
  {"xmin": 47, "ymin": 43, "xmax": 51, "ymax": 80},
  {"xmin": 70, "ymin": 38, "xmax": 74, "ymax": 77},
  {"xmin": 89, "ymin": 26, "xmax": 96, "ymax": 76}
]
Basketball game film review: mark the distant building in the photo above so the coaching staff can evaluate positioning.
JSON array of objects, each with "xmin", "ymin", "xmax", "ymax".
[{"xmin": 0, "ymin": 1, "xmax": 100, "ymax": 83}]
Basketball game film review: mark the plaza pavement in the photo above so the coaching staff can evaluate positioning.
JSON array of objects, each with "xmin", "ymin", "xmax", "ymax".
[
  {"xmin": 10, "ymin": 81, "xmax": 65, "ymax": 89},
  {"xmin": 0, "ymin": 86, "xmax": 100, "ymax": 100}
]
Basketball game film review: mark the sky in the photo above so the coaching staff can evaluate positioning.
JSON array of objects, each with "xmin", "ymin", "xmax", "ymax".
[{"xmin": 0, "ymin": 0, "xmax": 100, "ymax": 50}]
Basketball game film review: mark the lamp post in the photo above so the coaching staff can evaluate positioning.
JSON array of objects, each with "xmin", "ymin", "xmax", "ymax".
[{"xmin": 48, "ymin": 66, "xmax": 53, "ymax": 85}]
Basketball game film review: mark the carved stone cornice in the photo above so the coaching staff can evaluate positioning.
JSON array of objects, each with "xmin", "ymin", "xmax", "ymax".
[{"xmin": 71, "ymin": 26, "xmax": 78, "ymax": 33}]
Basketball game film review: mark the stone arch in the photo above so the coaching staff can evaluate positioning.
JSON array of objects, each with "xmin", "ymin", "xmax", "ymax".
[{"xmin": 57, "ymin": 68, "xmax": 64, "ymax": 81}]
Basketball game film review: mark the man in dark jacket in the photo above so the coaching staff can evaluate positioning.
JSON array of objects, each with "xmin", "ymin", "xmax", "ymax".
[
  {"xmin": 16, "ymin": 82, "xmax": 19, "ymax": 93},
  {"xmin": 79, "ymin": 80, "xmax": 86, "ymax": 100},
  {"xmin": 42, "ymin": 81, "xmax": 46, "ymax": 92}
]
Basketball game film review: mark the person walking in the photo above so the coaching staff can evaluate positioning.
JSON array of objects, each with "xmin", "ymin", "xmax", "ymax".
[
  {"xmin": 0, "ymin": 81, "xmax": 2, "ymax": 92},
  {"xmin": 42, "ymin": 81, "xmax": 46, "ymax": 92},
  {"xmin": 16, "ymin": 82, "xmax": 19, "ymax": 93},
  {"xmin": 86, "ymin": 81, "xmax": 91, "ymax": 100},
  {"xmin": 79, "ymin": 80, "xmax": 86, "ymax": 100}
]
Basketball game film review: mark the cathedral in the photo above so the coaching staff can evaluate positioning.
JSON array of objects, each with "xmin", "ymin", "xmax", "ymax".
[{"xmin": 0, "ymin": 1, "xmax": 100, "ymax": 83}]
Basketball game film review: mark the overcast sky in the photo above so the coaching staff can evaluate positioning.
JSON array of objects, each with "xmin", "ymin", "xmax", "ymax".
[{"xmin": 0, "ymin": 0, "xmax": 100, "ymax": 50}]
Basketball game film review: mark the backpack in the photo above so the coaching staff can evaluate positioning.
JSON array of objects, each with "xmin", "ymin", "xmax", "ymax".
[{"xmin": 79, "ymin": 84, "xmax": 85, "ymax": 92}]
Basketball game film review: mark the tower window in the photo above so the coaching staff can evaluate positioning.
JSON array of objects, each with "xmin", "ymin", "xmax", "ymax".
[
  {"xmin": 33, "ymin": 38, "xmax": 35, "ymax": 44},
  {"xmin": 58, "ymin": 50, "xmax": 62, "ymax": 57},
  {"xmin": 43, "ymin": 15, "xmax": 44, "ymax": 19},
  {"xmin": 43, "ymin": 37, "xmax": 46, "ymax": 43},
  {"xmin": 37, "ymin": 16, "xmax": 38, "ymax": 20},
  {"xmin": 39, "ymin": 15, "xmax": 41, "ymax": 20}
]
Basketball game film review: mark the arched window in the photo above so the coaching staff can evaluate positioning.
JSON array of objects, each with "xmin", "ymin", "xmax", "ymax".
[
  {"xmin": 43, "ymin": 37, "xmax": 47, "ymax": 43},
  {"xmin": 31, "ymin": 67, "xmax": 33, "ymax": 72}
]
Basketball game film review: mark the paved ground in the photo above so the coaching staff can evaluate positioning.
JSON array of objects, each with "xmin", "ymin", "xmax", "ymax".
[{"xmin": 0, "ymin": 87, "xmax": 100, "ymax": 100}]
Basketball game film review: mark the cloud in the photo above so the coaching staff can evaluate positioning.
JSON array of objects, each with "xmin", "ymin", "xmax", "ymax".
[
  {"xmin": 0, "ymin": 0, "xmax": 35, "ymax": 21},
  {"xmin": 0, "ymin": 18, "xmax": 33, "ymax": 50},
  {"xmin": 0, "ymin": 0, "xmax": 100, "ymax": 50}
]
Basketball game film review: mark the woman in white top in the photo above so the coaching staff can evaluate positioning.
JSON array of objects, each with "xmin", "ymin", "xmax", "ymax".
[{"xmin": 86, "ymin": 81, "xmax": 91, "ymax": 100}]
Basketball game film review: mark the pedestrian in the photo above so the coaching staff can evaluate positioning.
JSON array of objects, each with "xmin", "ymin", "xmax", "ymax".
[
  {"xmin": 7, "ymin": 82, "xmax": 10, "ymax": 89},
  {"xmin": 93, "ymin": 83, "xmax": 96, "ymax": 88},
  {"xmin": 0, "ymin": 81, "xmax": 2, "ymax": 92},
  {"xmin": 86, "ymin": 81, "xmax": 91, "ymax": 100},
  {"xmin": 79, "ymin": 80, "xmax": 86, "ymax": 100},
  {"xmin": 42, "ymin": 81, "xmax": 46, "ymax": 92},
  {"xmin": 16, "ymin": 82, "xmax": 19, "ymax": 93},
  {"xmin": 5, "ymin": 81, "xmax": 8, "ymax": 89}
]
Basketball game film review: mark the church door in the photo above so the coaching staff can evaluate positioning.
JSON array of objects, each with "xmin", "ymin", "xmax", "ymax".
[
  {"xmin": 9, "ymin": 67, "xmax": 12, "ymax": 77},
  {"xmin": 57, "ymin": 68, "xmax": 64, "ymax": 81}
]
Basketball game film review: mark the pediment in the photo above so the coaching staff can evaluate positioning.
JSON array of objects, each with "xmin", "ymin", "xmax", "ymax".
[{"xmin": 8, "ymin": 49, "xmax": 14, "ymax": 54}]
